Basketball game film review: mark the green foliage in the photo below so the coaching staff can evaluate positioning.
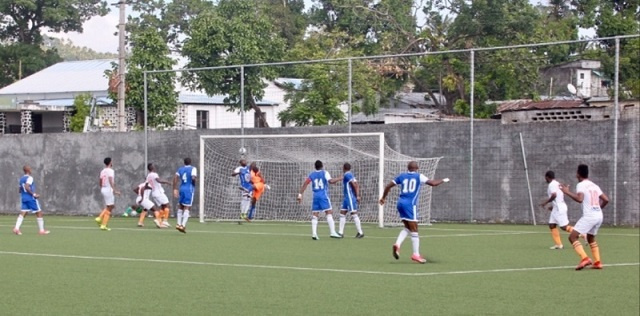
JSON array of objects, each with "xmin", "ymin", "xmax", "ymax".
[
  {"xmin": 258, "ymin": 0, "xmax": 308, "ymax": 50},
  {"xmin": 0, "ymin": 43, "xmax": 61, "ymax": 88},
  {"xmin": 128, "ymin": 0, "xmax": 214, "ymax": 52},
  {"xmin": 182, "ymin": 0, "xmax": 286, "ymax": 127},
  {"xmin": 106, "ymin": 28, "xmax": 177, "ymax": 128},
  {"xmin": 0, "ymin": 0, "xmax": 108, "ymax": 44},
  {"xmin": 69, "ymin": 94, "xmax": 92, "ymax": 132},
  {"xmin": 42, "ymin": 36, "xmax": 117, "ymax": 61}
]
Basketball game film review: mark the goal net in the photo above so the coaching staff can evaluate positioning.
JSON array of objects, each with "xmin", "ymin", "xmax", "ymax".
[{"xmin": 199, "ymin": 133, "xmax": 442, "ymax": 227}]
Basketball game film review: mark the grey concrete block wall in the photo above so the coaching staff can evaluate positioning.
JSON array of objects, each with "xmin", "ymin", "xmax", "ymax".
[{"xmin": 0, "ymin": 114, "xmax": 637, "ymax": 226}]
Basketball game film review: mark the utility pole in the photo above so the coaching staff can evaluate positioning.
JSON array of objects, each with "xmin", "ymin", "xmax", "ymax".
[{"xmin": 117, "ymin": 0, "xmax": 127, "ymax": 132}]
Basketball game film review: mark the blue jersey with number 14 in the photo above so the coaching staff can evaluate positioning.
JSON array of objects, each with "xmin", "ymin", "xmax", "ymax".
[
  {"xmin": 308, "ymin": 170, "xmax": 331, "ymax": 198},
  {"xmin": 393, "ymin": 172, "xmax": 429, "ymax": 206}
]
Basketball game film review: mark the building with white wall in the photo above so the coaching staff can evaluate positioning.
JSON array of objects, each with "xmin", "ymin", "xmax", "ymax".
[{"xmin": 0, "ymin": 60, "xmax": 298, "ymax": 134}]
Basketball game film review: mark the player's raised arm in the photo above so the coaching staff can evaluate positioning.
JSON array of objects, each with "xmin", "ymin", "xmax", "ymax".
[
  {"xmin": 297, "ymin": 178, "xmax": 311, "ymax": 203},
  {"xmin": 379, "ymin": 181, "xmax": 396, "ymax": 205},
  {"xmin": 426, "ymin": 178, "xmax": 449, "ymax": 187},
  {"xmin": 560, "ymin": 184, "xmax": 583, "ymax": 203}
]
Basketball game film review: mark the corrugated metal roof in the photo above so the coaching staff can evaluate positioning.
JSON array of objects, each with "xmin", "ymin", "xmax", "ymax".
[
  {"xmin": 179, "ymin": 93, "xmax": 278, "ymax": 106},
  {"xmin": 497, "ymin": 99, "xmax": 586, "ymax": 113},
  {"xmin": 0, "ymin": 59, "xmax": 116, "ymax": 95}
]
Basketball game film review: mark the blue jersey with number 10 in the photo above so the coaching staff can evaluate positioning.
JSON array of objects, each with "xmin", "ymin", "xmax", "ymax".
[{"xmin": 393, "ymin": 172, "xmax": 429, "ymax": 206}]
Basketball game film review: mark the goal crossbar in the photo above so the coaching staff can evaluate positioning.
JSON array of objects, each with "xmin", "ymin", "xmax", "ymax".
[
  {"xmin": 199, "ymin": 132, "xmax": 440, "ymax": 227},
  {"xmin": 199, "ymin": 133, "xmax": 385, "ymax": 225}
]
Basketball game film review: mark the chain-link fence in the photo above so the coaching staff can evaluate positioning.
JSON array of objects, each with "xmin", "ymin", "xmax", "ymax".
[{"xmin": 142, "ymin": 35, "xmax": 640, "ymax": 226}]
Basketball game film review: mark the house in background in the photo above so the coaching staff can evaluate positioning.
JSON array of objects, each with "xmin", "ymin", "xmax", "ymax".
[
  {"xmin": 539, "ymin": 59, "xmax": 610, "ymax": 99},
  {"xmin": 0, "ymin": 59, "xmax": 296, "ymax": 134},
  {"xmin": 351, "ymin": 91, "xmax": 452, "ymax": 124},
  {"xmin": 494, "ymin": 98, "xmax": 639, "ymax": 124}
]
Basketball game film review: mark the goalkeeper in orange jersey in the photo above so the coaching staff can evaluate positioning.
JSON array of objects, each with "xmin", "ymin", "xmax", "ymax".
[{"xmin": 247, "ymin": 162, "xmax": 269, "ymax": 220}]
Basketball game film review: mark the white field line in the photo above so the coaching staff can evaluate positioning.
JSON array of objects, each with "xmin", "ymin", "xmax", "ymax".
[
  {"xmin": 0, "ymin": 220, "xmax": 636, "ymax": 237},
  {"xmin": 0, "ymin": 224, "xmax": 537, "ymax": 239},
  {"xmin": 0, "ymin": 250, "xmax": 637, "ymax": 277}
]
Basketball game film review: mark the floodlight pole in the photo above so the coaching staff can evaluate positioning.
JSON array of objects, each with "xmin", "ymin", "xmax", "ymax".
[{"xmin": 117, "ymin": 0, "xmax": 126, "ymax": 132}]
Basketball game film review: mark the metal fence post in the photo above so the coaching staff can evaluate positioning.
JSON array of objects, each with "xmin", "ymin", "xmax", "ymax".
[
  {"xmin": 143, "ymin": 71, "xmax": 148, "ymax": 172},
  {"xmin": 613, "ymin": 37, "xmax": 620, "ymax": 226},
  {"xmin": 469, "ymin": 50, "xmax": 475, "ymax": 223},
  {"xmin": 348, "ymin": 59, "xmax": 353, "ymax": 134},
  {"xmin": 240, "ymin": 66, "xmax": 245, "ymax": 150}
]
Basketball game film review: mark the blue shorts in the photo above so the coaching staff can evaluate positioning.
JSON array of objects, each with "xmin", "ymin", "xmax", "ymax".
[
  {"xmin": 21, "ymin": 200, "xmax": 41, "ymax": 212},
  {"xmin": 397, "ymin": 201, "xmax": 418, "ymax": 222},
  {"xmin": 312, "ymin": 196, "xmax": 332, "ymax": 212},
  {"xmin": 179, "ymin": 188, "xmax": 195, "ymax": 206},
  {"xmin": 341, "ymin": 196, "xmax": 358, "ymax": 212}
]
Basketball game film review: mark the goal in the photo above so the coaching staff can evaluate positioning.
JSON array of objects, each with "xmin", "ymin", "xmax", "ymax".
[{"xmin": 199, "ymin": 133, "xmax": 442, "ymax": 227}]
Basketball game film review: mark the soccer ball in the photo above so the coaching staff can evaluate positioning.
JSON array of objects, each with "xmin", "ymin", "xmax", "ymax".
[
  {"xmin": 239, "ymin": 147, "xmax": 247, "ymax": 155},
  {"xmin": 131, "ymin": 211, "xmax": 138, "ymax": 216}
]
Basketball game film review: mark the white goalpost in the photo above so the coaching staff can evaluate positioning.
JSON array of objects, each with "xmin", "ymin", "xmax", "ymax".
[{"xmin": 199, "ymin": 133, "xmax": 441, "ymax": 227}]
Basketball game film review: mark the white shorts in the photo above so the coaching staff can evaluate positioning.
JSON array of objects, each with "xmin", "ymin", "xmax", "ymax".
[
  {"xmin": 548, "ymin": 203, "xmax": 569, "ymax": 227},
  {"xmin": 136, "ymin": 196, "xmax": 154, "ymax": 211},
  {"xmin": 241, "ymin": 196, "xmax": 251, "ymax": 213},
  {"xmin": 573, "ymin": 215, "xmax": 603, "ymax": 236},
  {"xmin": 152, "ymin": 191, "xmax": 169, "ymax": 206},
  {"xmin": 101, "ymin": 187, "xmax": 115, "ymax": 206}
]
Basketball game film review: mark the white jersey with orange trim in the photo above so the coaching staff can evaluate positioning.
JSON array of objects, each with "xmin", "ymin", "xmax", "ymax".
[{"xmin": 576, "ymin": 179, "xmax": 603, "ymax": 218}]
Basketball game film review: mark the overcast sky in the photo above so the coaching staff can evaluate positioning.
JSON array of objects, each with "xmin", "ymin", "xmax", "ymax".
[{"xmin": 45, "ymin": 0, "xmax": 591, "ymax": 54}]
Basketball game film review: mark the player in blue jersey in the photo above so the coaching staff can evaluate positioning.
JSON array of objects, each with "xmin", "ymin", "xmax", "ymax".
[
  {"xmin": 297, "ymin": 160, "xmax": 342, "ymax": 240},
  {"xmin": 337, "ymin": 163, "xmax": 364, "ymax": 238},
  {"xmin": 173, "ymin": 157, "xmax": 198, "ymax": 233},
  {"xmin": 13, "ymin": 165, "xmax": 50, "ymax": 235},
  {"xmin": 232, "ymin": 159, "xmax": 253, "ymax": 222},
  {"xmin": 380, "ymin": 161, "xmax": 449, "ymax": 263}
]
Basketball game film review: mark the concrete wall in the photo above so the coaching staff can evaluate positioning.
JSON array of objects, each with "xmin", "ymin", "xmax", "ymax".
[{"xmin": 0, "ymin": 112, "xmax": 637, "ymax": 225}]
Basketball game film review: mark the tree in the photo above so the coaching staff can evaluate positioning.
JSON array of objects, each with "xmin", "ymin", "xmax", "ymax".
[
  {"xmin": 127, "ymin": 0, "xmax": 214, "ymax": 52},
  {"xmin": 0, "ymin": 43, "xmax": 61, "ymax": 88},
  {"xmin": 182, "ymin": 0, "xmax": 286, "ymax": 127},
  {"xmin": 106, "ymin": 28, "xmax": 177, "ymax": 128},
  {"xmin": 258, "ymin": 0, "xmax": 308, "ymax": 50},
  {"xmin": 70, "ymin": 94, "xmax": 91, "ymax": 132},
  {"xmin": 0, "ymin": 0, "xmax": 108, "ymax": 44}
]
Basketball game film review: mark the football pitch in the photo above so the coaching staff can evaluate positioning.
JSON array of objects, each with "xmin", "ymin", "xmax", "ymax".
[{"xmin": 0, "ymin": 216, "xmax": 638, "ymax": 315}]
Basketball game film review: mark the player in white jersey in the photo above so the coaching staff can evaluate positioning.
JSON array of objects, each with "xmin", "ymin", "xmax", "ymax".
[
  {"xmin": 130, "ymin": 181, "xmax": 157, "ymax": 227},
  {"xmin": 147, "ymin": 163, "xmax": 172, "ymax": 228},
  {"xmin": 560, "ymin": 164, "xmax": 609, "ymax": 270},
  {"xmin": 95, "ymin": 157, "xmax": 121, "ymax": 231},
  {"xmin": 540, "ymin": 171, "xmax": 574, "ymax": 249}
]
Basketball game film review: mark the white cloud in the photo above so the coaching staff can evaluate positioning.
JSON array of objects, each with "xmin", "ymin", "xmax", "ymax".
[{"xmin": 45, "ymin": 10, "xmax": 120, "ymax": 53}]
